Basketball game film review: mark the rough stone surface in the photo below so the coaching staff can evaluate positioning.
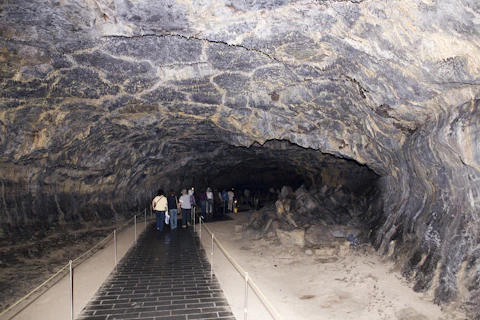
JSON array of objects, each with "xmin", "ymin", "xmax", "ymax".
[
  {"xmin": 304, "ymin": 249, "xmax": 313, "ymax": 256},
  {"xmin": 315, "ymin": 245, "xmax": 337, "ymax": 257},
  {"xmin": 329, "ymin": 225, "xmax": 361, "ymax": 238},
  {"xmin": 305, "ymin": 224, "xmax": 335, "ymax": 245},
  {"xmin": 234, "ymin": 224, "xmax": 244, "ymax": 233},
  {"xmin": 276, "ymin": 228, "xmax": 305, "ymax": 247},
  {"xmin": 337, "ymin": 241, "xmax": 351, "ymax": 257},
  {"xmin": 0, "ymin": 0, "xmax": 479, "ymax": 317}
]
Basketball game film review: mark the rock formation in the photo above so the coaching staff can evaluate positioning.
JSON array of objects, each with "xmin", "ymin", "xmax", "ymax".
[
  {"xmin": 0, "ymin": 0, "xmax": 479, "ymax": 317},
  {"xmin": 242, "ymin": 184, "xmax": 374, "ymax": 245}
]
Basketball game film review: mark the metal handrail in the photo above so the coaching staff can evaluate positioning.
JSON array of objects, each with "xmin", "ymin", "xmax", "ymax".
[
  {"xmin": 0, "ymin": 208, "xmax": 151, "ymax": 320},
  {"xmin": 193, "ymin": 211, "xmax": 283, "ymax": 320}
]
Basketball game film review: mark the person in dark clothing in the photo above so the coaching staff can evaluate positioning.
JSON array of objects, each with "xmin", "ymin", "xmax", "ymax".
[
  {"xmin": 198, "ymin": 188, "xmax": 207, "ymax": 220},
  {"xmin": 167, "ymin": 190, "xmax": 179, "ymax": 229},
  {"xmin": 213, "ymin": 188, "xmax": 221, "ymax": 217},
  {"xmin": 179, "ymin": 189, "xmax": 191, "ymax": 228},
  {"xmin": 206, "ymin": 187, "xmax": 214, "ymax": 218},
  {"xmin": 221, "ymin": 190, "xmax": 229, "ymax": 215}
]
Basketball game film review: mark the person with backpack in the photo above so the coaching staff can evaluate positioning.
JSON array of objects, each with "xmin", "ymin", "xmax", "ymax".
[
  {"xmin": 167, "ymin": 190, "xmax": 179, "ymax": 229},
  {"xmin": 152, "ymin": 189, "xmax": 168, "ymax": 232}
]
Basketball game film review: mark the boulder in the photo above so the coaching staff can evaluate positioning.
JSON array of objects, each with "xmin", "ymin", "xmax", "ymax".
[
  {"xmin": 276, "ymin": 228, "xmax": 305, "ymax": 247},
  {"xmin": 314, "ymin": 244, "xmax": 337, "ymax": 257},
  {"xmin": 320, "ymin": 185, "xmax": 329, "ymax": 195},
  {"xmin": 275, "ymin": 200, "xmax": 285, "ymax": 219},
  {"xmin": 246, "ymin": 211, "xmax": 264, "ymax": 229},
  {"xmin": 243, "ymin": 229, "xmax": 262, "ymax": 240},
  {"xmin": 275, "ymin": 199, "xmax": 296, "ymax": 226},
  {"xmin": 263, "ymin": 218, "xmax": 274, "ymax": 233},
  {"xmin": 278, "ymin": 186, "xmax": 294, "ymax": 200},
  {"xmin": 305, "ymin": 224, "xmax": 335, "ymax": 245},
  {"xmin": 337, "ymin": 241, "xmax": 351, "ymax": 257},
  {"xmin": 293, "ymin": 191, "xmax": 318, "ymax": 216},
  {"xmin": 294, "ymin": 185, "xmax": 308, "ymax": 198},
  {"xmin": 285, "ymin": 212, "xmax": 298, "ymax": 227},
  {"xmin": 328, "ymin": 225, "xmax": 361, "ymax": 238},
  {"xmin": 270, "ymin": 220, "xmax": 282, "ymax": 234}
]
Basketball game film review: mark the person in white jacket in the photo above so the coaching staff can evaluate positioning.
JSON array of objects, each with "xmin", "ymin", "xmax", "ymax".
[
  {"xmin": 227, "ymin": 189, "xmax": 235, "ymax": 212},
  {"xmin": 179, "ymin": 189, "xmax": 192, "ymax": 228}
]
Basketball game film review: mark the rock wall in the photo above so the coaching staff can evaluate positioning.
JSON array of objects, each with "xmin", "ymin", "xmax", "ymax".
[
  {"xmin": 375, "ymin": 96, "xmax": 480, "ymax": 312},
  {"xmin": 0, "ymin": 0, "xmax": 479, "ymax": 316}
]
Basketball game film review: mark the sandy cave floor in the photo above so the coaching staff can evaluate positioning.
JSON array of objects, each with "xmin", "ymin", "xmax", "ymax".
[
  {"xmin": 0, "ymin": 211, "xmax": 470, "ymax": 320},
  {"xmin": 198, "ymin": 211, "xmax": 468, "ymax": 320}
]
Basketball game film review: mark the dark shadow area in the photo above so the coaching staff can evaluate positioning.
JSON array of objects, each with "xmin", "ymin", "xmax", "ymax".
[{"xmin": 175, "ymin": 140, "xmax": 382, "ymax": 228}]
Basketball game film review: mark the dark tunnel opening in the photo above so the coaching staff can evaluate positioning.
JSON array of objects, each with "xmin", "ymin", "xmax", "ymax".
[{"xmin": 160, "ymin": 139, "xmax": 382, "ymax": 233}]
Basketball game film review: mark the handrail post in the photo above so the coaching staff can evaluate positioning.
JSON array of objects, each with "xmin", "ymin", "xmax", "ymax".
[
  {"xmin": 211, "ymin": 233, "xmax": 214, "ymax": 279},
  {"xmin": 69, "ymin": 260, "xmax": 73, "ymax": 320},
  {"xmin": 144, "ymin": 208, "xmax": 147, "ymax": 230},
  {"xmin": 193, "ymin": 207, "xmax": 196, "ymax": 233},
  {"xmin": 244, "ymin": 272, "xmax": 249, "ymax": 320},
  {"xmin": 199, "ymin": 216, "xmax": 202, "ymax": 240},
  {"xmin": 114, "ymin": 230, "xmax": 117, "ymax": 271},
  {"xmin": 134, "ymin": 215, "xmax": 137, "ymax": 244}
]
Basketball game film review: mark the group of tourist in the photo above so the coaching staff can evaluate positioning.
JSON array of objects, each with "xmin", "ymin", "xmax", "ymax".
[
  {"xmin": 151, "ymin": 188, "xmax": 196, "ymax": 231},
  {"xmin": 151, "ymin": 187, "xmax": 237, "ymax": 232}
]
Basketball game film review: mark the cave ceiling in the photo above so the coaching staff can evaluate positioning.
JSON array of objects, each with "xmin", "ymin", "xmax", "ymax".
[{"xmin": 1, "ymin": 0, "xmax": 477, "ymax": 187}]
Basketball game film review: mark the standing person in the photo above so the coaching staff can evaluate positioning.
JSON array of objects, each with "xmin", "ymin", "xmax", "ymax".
[
  {"xmin": 179, "ymin": 189, "xmax": 191, "ymax": 228},
  {"xmin": 244, "ymin": 189, "xmax": 250, "ymax": 206},
  {"xmin": 227, "ymin": 189, "xmax": 235, "ymax": 212},
  {"xmin": 216, "ymin": 189, "xmax": 222, "ymax": 216},
  {"xmin": 269, "ymin": 187, "xmax": 275, "ymax": 201},
  {"xmin": 221, "ymin": 189, "xmax": 229, "ymax": 215},
  {"xmin": 198, "ymin": 188, "xmax": 207, "ymax": 220},
  {"xmin": 167, "ymin": 190, "xmax": 179, "ymax": 229},
  {"xmin": 206, "ymin": 187, "xmax": 214, "ymax": 218},
  {"xmin": 152, "ymin": 189, "xmax": 168, "ymax": 232},
  {"xmin": 189, "ymin": 189, "xmax": 196, "ymax": 207},
  {"xmin": 189, "ymin": 189, "xmax": 196, "ymax": 221}
]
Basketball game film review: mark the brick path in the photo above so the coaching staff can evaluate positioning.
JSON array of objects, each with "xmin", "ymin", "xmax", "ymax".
[{"xmin": 77, "ymin": 224, "xmax": 235, "ymax": 320}]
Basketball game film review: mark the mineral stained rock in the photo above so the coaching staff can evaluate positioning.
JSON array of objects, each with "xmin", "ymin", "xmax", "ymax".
[{"xmin": 0, "ymin": 0, "xmax": 479, "ymax": 317}]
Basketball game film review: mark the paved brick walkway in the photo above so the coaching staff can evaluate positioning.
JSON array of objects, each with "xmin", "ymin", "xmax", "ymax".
[{"xmin": 78, "ymin": 224, "xmax": 235, "ymax": 320}]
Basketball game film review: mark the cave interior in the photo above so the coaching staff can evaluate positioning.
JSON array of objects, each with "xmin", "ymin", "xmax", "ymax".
[{"xmin": 0, "ymin": 0, "xmax": 479, "ymax": 317}]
